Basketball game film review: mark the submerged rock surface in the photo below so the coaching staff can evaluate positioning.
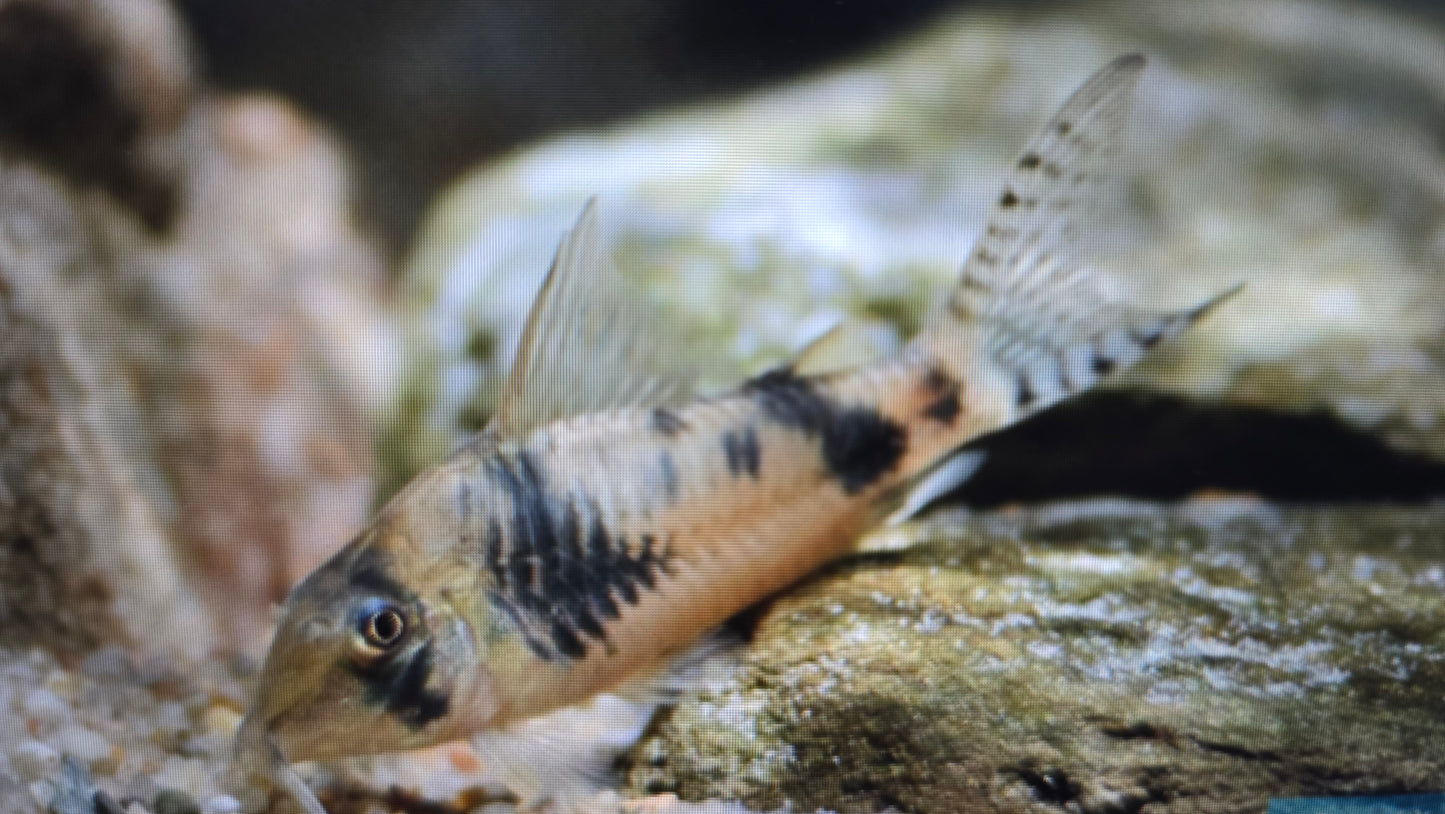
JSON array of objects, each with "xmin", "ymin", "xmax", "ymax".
[
  {"xmin": 626, "ymin": 499, "xmax": 1445, "ymax": 813},
  {"xmin": 392, "ymin": 0, "xmax": 1445, "ymax": 497},
  {"xmin": 4, "ymin": 499, "xmax": 1439, "ymax": 814}
]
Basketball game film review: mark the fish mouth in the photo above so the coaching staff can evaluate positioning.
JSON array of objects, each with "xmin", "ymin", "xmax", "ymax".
[{"xmin": 233, "ymin": 716, "xmax": 329, "ymax": 814}]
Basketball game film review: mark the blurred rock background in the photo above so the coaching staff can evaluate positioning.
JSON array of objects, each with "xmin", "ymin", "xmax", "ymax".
[
  {"xmin": 172, "ymin": 0, "xmax": 971, "ymax": 252},
  {"xmin": 2, "ymin": 1, "xmax": 1445, "ymax": 813},
  {"xmin": 0, "ymin": 0, "xmax": 393, "ymax": 661}
]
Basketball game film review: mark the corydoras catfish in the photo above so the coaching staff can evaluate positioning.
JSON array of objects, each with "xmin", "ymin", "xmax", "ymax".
[{"xmin": 233, "ymin": 54, "xmax": 1235, "ymax": 812}]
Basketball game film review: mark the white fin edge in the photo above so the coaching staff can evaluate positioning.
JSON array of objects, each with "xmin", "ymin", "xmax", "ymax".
[
  {"xmin": 470, "ymin": 693, "xmax": 657, "ymax": 812},
  {"xmin": 883, "ymin": 449, "xmax": 989, "ymax": 528}
]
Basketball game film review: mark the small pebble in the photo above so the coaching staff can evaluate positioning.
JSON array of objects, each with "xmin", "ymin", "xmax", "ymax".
[
  {"xmin": 200, "ymin": 706, "xmax": 240, "ymax": 738},
  {"xmin": 233, "ymin": 786, "xmax": 268, "ymax": 814},
  {"xmin": 95, "ymin": 790, "xmax": 127, "ymax": 814},
  {"xmin": 445, "ymin": 743, "xmax": 481, "ymax": 773},
  {"xmin": 180, "ymin": 732, "xmax": 230, "ymax": 761},
  {"xmin": 29, "ymin": 778, "xmax": 54, "ymax": 807},
  {"xmin": 152, "ymin": 703, "xmax": 190, "ymax": 738},
  {"xmin": 44, "ymin": 673, "xmax": 84, "ymax": 704},
  {"xmin": 53, "ymin": 724, "xmax": 114, "ymax": 767},
  {"xmin": 201, "ymin": 795, "xmax": 241, "ymax": 814},
  {"xmin": 21, "ymin": 688, "xmax": 71, "ymax": 731},
  {"xmin": 118, "ymin": 772, "xmax": 160, "ymax": 807},
  {"xmin": 152, "ymin": 757, "xmax": 211, "ymax": 801},
  {"xmin": 154, "ymin": 789, "xmax": 202, "ymax": 814},
  {"xmin": 0, "ymin": 768, "xmax": 26, "ymax": 810},
  {"xmin": 10, "ymin": 740, "xmax": 60, "ymax": 781},
  {"xmin": 0, "ymin": 658, "xmax": 36, "ymax": 684},
  {"xmin": 48, "ymin": 756, "xmax": 98, "ymax": 814},
  {"xmin": 635, "ymin": 793, "xmax": 681, "ymax": 814},
  {"xmin": 82, "ymin": 647, "xmax": 136, "ymax": 681}
]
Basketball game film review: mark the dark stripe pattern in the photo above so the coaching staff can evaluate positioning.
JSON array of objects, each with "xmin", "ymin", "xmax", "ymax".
[
  {"xmin": 341, "ymin": 549, "xmax": 451, "ymax": 729},
  {"xmin": 349, "ymin": 642, "xmax": 450, "ymax": 729},
  {"xmin": 346, "ymin": 547, "xmax": 414, "ymax": 601},
  {"xmin": 481, "ymin": 451, "xmax": 669, "ymax": 661},
  {"xmin": 743, "ymin": 369, "xmax": 906, "ymax": 494},
  {"xmin": 658, "ymin": 451, "xmax": 680, "ymax": 500},
  {"xmin": 650, "ymin": 407, "xmax": 687, "ymax": 437},
  {"xmin": 722, "ymin": 425, "xmax": 762, "ymax": 479},
  {"xmin": 920, "ymin": 367, "xmax": 962, "ymax": 426}
]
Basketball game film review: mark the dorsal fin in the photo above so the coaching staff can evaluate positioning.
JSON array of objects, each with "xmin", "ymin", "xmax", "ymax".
[
  {"xmin": 790, "ymin": 320, "xmax": 847, "ymax": 376},
  {"xmin": 790, "ymin": 318, "xmax": 888, "ymax": 377},
  {"xmin": 492, "ymin": 200, "xmax": 696, "ymax": 440}
]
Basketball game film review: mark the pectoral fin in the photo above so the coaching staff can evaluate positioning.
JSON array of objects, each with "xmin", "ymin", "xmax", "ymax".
[
  {"xmin": 469, "ymin": 694, "xmax": 656, "ymax": 811},
  {"xmin": 883, "ymin": 449, "xmax": 988, "ymax": 527}
]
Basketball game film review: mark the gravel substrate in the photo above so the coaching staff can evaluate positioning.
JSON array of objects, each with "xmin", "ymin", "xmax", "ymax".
[
  {"xmin": 0, "ymin": 646, "xmax": 776, "ymax": 814},
  {"xmin": 0, "ymin": 646, "xmax": 250, "ymax": 814}
]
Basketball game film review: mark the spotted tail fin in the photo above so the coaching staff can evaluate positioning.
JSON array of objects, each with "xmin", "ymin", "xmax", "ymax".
[{"xmin": 921, "ymin": 54, "xmax": 1237, "ymax": 429}]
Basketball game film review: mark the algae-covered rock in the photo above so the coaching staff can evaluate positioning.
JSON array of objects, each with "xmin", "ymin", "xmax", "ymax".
[
  {"xmin": 625, "ymin": 499, "xmax": 1445, "ymax": 813},
  {"xmin": 391, "ymin": 0, "xmax": 1445, "ymax": 495}
]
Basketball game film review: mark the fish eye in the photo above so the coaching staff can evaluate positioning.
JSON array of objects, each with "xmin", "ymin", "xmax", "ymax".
[{"xmin": 354, "ymin": 602, "xmax": 406, "ymax": 651}]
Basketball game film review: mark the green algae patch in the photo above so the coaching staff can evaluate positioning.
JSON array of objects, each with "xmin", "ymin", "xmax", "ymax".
[{"xmin": 626, "ymin": 500, "xmax": 1445, "ymax": 813}]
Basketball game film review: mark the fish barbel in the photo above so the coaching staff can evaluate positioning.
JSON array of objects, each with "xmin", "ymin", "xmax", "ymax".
[{"xmin": 233, "ymin": 53, "xmax": 1236, "ymax": 812}]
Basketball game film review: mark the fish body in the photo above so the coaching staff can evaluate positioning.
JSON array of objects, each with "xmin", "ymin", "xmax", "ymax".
[
  {"xmin": 234, "ymin": 54, "xmax": 1235, "ymax": 812},
  {"xmin": 375, "ymin": 355, "xmax": 980, "ymax": 718}
]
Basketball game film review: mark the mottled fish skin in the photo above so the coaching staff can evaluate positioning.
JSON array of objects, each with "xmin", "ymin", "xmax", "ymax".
[
  {"xmin": 234, "ymin": 53, "xmax": 1237, "ymax": 810},
  {"xmin": 441, "ymin": 352, "xmax": 985, "ymax": 722}
]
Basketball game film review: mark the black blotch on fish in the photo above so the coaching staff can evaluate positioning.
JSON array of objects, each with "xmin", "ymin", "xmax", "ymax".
[
  {"xmin": 458, "ymin": 481, "xmax": 473, "ymax": 528},
  {"xmin": 999, "ymin": 189, "xmax": 1020, "ymax": 208},
  {"xmin": 485, "ymin": 451, "xmax": 669, "ymax": 661},
  {"xmin": 1016, "ymin": 375, "xmax": 1037, "ymax": 410},
  {"xmin": 744, "ymin": 369, "xmax": 907, "ymax": 493},
  {"xmin": 346, "ymin": 548, "xmax": 414, "ymax": 603},
  {"xmin": 549, "ymin": 618, "xmax": 587, "ymax": 659},
  {"xmin": 634, "ymin": 534, "xmax": 661, "ymax": 589},
  {"xmin": 722, "ymin": 425, "xmax": 762, "ymax": 480},
  {"xmin": 1092, "ymin": 354, "xmax": 1117, "ymax": 376},
  {"xmin": 1132, "ymin": 327, "xmax": 1163, "ymax": 349},
  {"xmin": 651, "ymin": 407, "xmax": 687, "ymax": 437},
  {"xmin": 658, "ymin": 451, "xmax": 680, "ymax": 500},
  {"xmin": 921, "ymin": 367, "xmax": 962, "ymax": 426},
  {"xmin": 484, "ymin": 518, "xmax": 505, "ymax": 587},
  {"xmin": 1057, "ymin": 121, "xmax": 1073, "ymax": 136},
  {"xmin": 1018, "ymin": 152, "xmax": 1041, "ymax": 170},
  {"xmin": 350, "ymin": 642, "xmax": 450, "ymax": 729}
]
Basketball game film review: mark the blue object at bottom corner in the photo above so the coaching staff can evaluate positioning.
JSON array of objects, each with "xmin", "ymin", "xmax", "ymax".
[{"xmin": 1269, "ymin": 796, "xmax": 1445, "ymax": 814}]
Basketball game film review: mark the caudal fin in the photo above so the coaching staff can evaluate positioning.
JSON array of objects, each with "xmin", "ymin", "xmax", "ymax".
[{"xmin": 920, "ymin": 54, "xmax": 1238, "ymax": 429}]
